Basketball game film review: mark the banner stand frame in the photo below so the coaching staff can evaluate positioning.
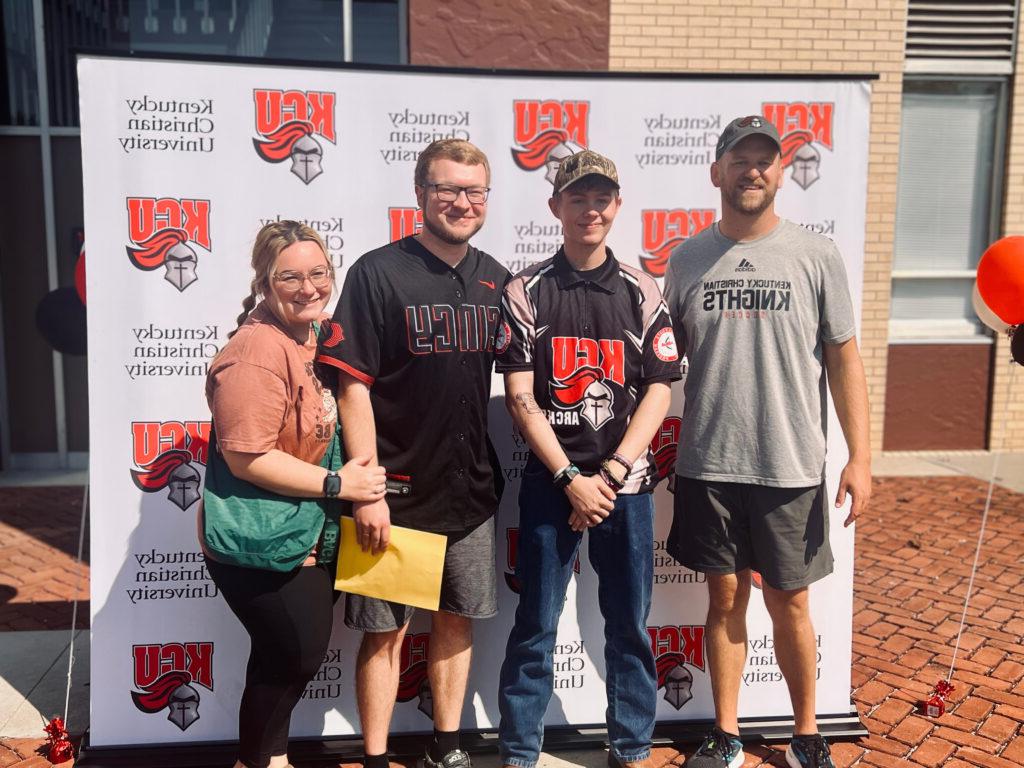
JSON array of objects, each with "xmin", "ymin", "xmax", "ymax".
[{"xmin": 75, "ymin": 709, "xmax": 866, "ymax": 767}]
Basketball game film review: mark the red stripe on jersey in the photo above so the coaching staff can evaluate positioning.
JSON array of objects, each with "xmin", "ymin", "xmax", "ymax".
[{"xmin": 315, "ymin": 354, "xmax": 375, "ymax": 386}]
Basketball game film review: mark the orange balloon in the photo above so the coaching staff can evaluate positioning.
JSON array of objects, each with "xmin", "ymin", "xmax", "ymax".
[{"xmin": 977, "ymin": 236, "xmax": 1024, "ymax": 325}]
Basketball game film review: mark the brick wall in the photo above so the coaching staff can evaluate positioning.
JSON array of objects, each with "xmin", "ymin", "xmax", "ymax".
[
  {"xmin": 992, "ymin": 37, "xmax": 1024, "ymax": 451},
  {"xmin": 409, "ymin": 0, "xmax": 609, "ymax": 70},
  {"xmin": 609, "ymin": 0, "xmax": 907, "ymax": 451}
]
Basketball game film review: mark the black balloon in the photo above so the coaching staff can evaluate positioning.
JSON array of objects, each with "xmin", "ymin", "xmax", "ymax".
[
  {"xmin": 1012, "ymin": 326, "xmax": 1024, "ymax": 366},
  {"xmin": 36, "ymin": 287, "xmax": 87, "ymax": 355}
]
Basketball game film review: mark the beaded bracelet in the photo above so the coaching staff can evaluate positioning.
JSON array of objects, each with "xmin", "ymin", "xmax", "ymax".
[{"xmin": 600, "ymin": 464, "xmax": 625, "ymax": 491}]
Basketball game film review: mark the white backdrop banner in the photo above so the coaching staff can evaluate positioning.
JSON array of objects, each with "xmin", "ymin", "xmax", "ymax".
[{"xmin": 80, "ymin": 54, "xmax": 870, "ymax": 748}]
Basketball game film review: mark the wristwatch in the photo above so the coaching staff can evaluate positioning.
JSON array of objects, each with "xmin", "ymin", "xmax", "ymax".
[
  {"xmin": 552, "ymin": 463, "xmax": 581, "ymax": 490},
  {"xmin": 322, "ymin": 471, "xmax": 342, "ymax": 498}
]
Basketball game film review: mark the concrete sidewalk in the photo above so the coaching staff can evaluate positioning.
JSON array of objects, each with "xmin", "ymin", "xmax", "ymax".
[
  {"xmin": 872, "ymin": 450, "xmax": 1024, "ymax": 493},
  {"xmin": 2, "ymin": 454, "xmax": 1023, "ymax": 767},
  {"xmin": 0, "ymin": 630, "xmax": 89, "ymax": 738}
]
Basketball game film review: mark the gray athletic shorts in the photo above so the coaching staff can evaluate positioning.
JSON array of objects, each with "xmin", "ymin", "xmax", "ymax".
[
  {"xmin": 344, "ymin": 517, "xmax": 498, "ymax": 632},
  {"xmin": 667, "ymin": 476, "xmax": 833, "ymax": 591}
]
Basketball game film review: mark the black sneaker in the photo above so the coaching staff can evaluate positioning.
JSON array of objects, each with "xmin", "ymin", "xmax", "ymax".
[
  {"xmin": 422, "ymin": 748, "xmax": 472, "ymax": 768},
  {"xmin": 786, "ymin": 734, "xmax": 835, "ymax": 768},
  {"xmin": 687, "ymin": 727, "xmax": 744, "ymax": 768}
]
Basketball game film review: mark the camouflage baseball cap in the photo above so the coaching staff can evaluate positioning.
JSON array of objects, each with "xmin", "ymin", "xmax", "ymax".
[
  {"xmin": 715, "ymin": 115, "xmax": 781, "ymax": 160},
  {"xmin": 552, "ymin": 149, "xmax": 620, "ymax": 194}
]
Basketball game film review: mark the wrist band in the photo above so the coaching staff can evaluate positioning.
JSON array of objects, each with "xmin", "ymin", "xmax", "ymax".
[
  {"xmin": 609, "ymin": 453, "xmax": 633, "ymax": 476},
  {"xmin": 600, "ymin": 465, "xmax": 625, "ymax": 492},
  {"xmin": 553, "ymin": 463, "xmax": 580, "ymax": 490}
]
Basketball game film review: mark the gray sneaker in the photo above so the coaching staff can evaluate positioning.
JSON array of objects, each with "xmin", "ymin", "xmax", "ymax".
[
  {"xmin": 785, "ymin": 734, "xmax": 835, "ymax": 768},
  {"xmin": 687, "ymin": 727, "xmax": 745, "ymax": 768}
]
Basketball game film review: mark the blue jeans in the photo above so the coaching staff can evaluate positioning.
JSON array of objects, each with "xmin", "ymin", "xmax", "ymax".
[{"xmin": 498, "ymin": 460, "xmax": 657, "ymax": 767}]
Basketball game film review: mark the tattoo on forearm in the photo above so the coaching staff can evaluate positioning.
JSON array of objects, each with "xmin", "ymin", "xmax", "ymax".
[{"xmin": 515, "ymin": 393, "xmax": 542, "ymax": 414}]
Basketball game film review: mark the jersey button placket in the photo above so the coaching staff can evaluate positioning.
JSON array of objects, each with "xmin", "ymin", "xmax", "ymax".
[{"xmin": 583, "ymin": 283, "xmax": 591, "ymax": 332}]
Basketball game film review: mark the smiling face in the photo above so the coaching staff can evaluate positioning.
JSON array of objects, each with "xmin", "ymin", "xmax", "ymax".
[
  {"xmin": 712, "ymin": 134, "xmax": 784, "ymax": 217},
  {"xmin": 415, "ymin": 158, "xmax": 489, "ymax": 246},
  {"xmin": 264, "ymin": 239, "xmax": 333, "ymax": 339},
  {"xmin": 548, "ymin": 177, "xmax": 622, "ymax": 251}
]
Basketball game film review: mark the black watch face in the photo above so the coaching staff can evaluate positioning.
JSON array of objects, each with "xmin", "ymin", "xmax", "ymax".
[{"xmin": 324, "ymin": 473, "xmax": 341, "ymax": 497}]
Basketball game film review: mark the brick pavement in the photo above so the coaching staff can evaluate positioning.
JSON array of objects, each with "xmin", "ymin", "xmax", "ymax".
[
  {"xmin": 0, "ymin": 488, "xmax": 88, "ymax": 632},
  {"xmin": 1, "ymin": 476, "xmax": 1021, "ymax": 767}
]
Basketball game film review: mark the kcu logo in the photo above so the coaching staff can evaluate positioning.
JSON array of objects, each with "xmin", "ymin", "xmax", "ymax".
[
  {"xmin": 130, "ymin": 421, "xmax": 210, "ymax": 511},
  {"xmin": 131, "ymin": 641, "xmax": 214, "ymax": 731},
  {"xmin": 125, "ymin": 198, "xmax": 211, "ymax": 292},
  {"xmin": 649, "ymin": 625, "xmax": 706, "ymax": 710},
  {"xmin": 389, "ymin": 207, "xmax": 423, "ymax": 242},
  {"xmin": 511, "ymin": 100, "xmax": 590, "ymax": 184},
  {"xmin": 762, "ymin": 102, "xmax": 834, "ymax": 190},
  {"xmin": 253, "ymin": 89, "xmax": 337, "ymax": 184},
  {"xmin": 640, "ymin": 209, "xmax": 715, "ymax": 278},
  {"xmin": 396, "ymin": 633, "xmax": 433, "ymax": 718}
]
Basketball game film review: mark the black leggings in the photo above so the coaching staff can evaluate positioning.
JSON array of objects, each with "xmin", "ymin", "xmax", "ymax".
[{"xmin": 205, "ymin": 556, "xmax": 339, "ymax": 768}]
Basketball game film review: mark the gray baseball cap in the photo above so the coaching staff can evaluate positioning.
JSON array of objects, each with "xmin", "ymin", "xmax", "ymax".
[
  {"xmin": 715, "ymin": 115, "xmax": 782, "ymax": 160},
  {"xmin": 552, "ymin": 149, "xmax": 620, "ymax": 193}
]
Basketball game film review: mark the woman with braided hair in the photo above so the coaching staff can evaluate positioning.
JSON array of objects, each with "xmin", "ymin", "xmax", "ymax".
[{"xmin": 202, "ymin": 220, "xmax": 387, "ymax": 768}]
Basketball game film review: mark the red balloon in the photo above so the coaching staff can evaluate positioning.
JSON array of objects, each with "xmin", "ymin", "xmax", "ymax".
[
  {"xmin": 75, "ymin": 245, "xmax": 86, "ymax": 305},
  {"xmin": 977, "ymin": 236, "xmax": 1024, "ymax": 324}
]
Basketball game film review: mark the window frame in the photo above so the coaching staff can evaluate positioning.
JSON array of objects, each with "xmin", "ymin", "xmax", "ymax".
[{"xmin": 889, "ymin": 74, "xmax": 1010, "ymax": 344}]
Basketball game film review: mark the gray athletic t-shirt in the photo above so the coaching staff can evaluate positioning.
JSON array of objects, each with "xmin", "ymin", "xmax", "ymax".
[{"xmin": 663, "ymin": 219, "xmax": 856, "ymax": 487}]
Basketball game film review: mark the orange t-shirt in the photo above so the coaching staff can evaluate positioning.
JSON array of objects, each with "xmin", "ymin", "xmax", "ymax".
[{"xmin": 206, "ymin": 302, "xmax": 338, "ymax": 464}]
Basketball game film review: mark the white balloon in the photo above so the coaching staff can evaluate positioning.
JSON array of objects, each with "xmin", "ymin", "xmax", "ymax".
[{"xmin": 973, "ymin": 282, "xmax": 1009, "ymax": 333}]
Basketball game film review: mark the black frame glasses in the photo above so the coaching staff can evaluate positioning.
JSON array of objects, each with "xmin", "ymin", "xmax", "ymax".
[{"xmin": 425, "ymin": 183, "xmax": 491, "ymax": 204}]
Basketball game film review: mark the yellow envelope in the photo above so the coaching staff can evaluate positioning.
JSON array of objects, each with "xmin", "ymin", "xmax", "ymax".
[{"xmin": 335, "ymin": 517, "xmax": 447, "ymax": 611}]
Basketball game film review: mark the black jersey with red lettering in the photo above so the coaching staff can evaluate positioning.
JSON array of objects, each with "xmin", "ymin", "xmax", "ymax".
[
  {"xmin": 316, "ymin": 235, "xmax": 510, "ymax": 533},
  {"xmin": 496, "ymin": 247, "xmax": 681, "ymax": 493}
]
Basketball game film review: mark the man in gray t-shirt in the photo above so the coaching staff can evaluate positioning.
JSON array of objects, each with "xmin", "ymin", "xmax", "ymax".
[{"xmin": 662, "ymin": 115, "xmax": 871, "ymax": 768}]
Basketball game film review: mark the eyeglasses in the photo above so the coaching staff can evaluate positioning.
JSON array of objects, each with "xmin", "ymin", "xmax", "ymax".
[
  {"xmin": 425, "ymin": 183, "xmax": 490, "ymax": 204},
  {"xmin": 273, "ymin": 266, "xmax": 333, "ymax": 291}
]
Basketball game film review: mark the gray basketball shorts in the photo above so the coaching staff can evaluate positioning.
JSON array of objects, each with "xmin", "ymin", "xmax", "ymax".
[
  {"xmin": 667, "ymin": 476, "xmax": 833, "ymax": 590},
  {"xmin": 344, "ymin": 516, "xmax": 498, "ymax": 632}
]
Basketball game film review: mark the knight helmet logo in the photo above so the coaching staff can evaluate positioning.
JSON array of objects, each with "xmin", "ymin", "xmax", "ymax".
[
  {"xmin": 130, "ymin": 421, "xmax": 210, "ymax": 511},
  {"xmin": 252, "ymin": 89, "xmax": 337, "ymax": 184},
  {"xmin": 650, "ymin": 417, "xmax": 681, "ymax": 481},
  {"xmin": 511, "ymin": 100, "xmax": 590, "ymax": 184},
  {"xmin": 762, "ymin": 102, "xmax": 834, "ymax": 190},
  {"xmin": 389, "ymin": 207, "xmax": 423, "ymax": 242},
  {"xmin": 505, "ymin": 527, "xmax": 580, "ymax": 594},
  {"xmin": 640, "ymin": 209, "xmax": 715, "ymax": 278},
  {"xmin": 649, "ymin": 625, "xmax": 706, "ymax": 710},
  {"xmin": 549, "ymin": 337, "xmax": 625, "ymax": 431},
  {"xmin": 396, "ymin": 633, "xmax": 433, "ymax": 718},
  {"xmin": 131, "ymin": 642, "xmax": 214, "ymax": 731},
  {"xmin": 125, "ymin": 198, "xmax": 211, "ymax": 292}
]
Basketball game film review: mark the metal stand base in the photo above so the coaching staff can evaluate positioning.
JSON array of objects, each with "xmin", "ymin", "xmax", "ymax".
[{"xmin": 75, "ymin": 707, "xmax": 866, "ymax": 767}]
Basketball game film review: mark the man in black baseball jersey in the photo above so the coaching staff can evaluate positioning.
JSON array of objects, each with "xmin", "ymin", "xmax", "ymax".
[
  {"xmin": 494, "ymin": 150, "xmax": 680, "ymax": 768},
  {"xmin": 662, "ymin": 116, "xmax": 871, "ymax": 768},
  {"xmin": 317, "ymin": 139, "xmax": 509, "ymax": 768}
]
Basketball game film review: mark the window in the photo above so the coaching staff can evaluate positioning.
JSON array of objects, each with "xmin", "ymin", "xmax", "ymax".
[
  {"xmin": 890, "ymin": 78, "xmax": 1007, "ymax": 341},
  {"xmin": 31, "ymin": 0, "xmax": 406, "ymax": 128},
  {"xmin": 0, "ymin": 0, "xmax": 39, "ymax": 126}
]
